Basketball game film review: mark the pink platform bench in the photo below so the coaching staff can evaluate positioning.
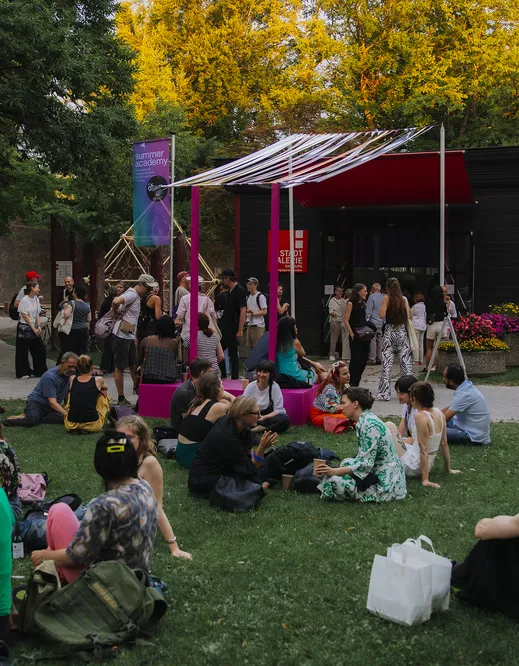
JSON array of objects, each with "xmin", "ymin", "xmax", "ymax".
[{"xmin": 138, "ymin": 380, "xmax": 318, "ymax": 427}]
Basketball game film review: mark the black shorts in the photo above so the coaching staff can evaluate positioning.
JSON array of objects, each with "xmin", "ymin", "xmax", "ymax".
[{"xmin": 111, "ymin": 336, "xmax": 137, "ymax": 370}]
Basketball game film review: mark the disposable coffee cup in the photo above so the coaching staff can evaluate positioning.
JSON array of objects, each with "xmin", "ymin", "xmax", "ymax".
[
  {"xmin": 182, "ymin": 372, "xmax": 189, "ymax": 382},
  {"xmin": 281, "ymin": 474, "xmax": 293, "ymax": 490},
  {"xmin": 313, "ymin": 458, "xmax": 326, "ymax": 473},
  {"xmin": 241, "ymin": 378, "xmax": 249, "ymax": 389}
]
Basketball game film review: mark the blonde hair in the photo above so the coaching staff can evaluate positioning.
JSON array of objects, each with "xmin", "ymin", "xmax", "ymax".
[
  {"xmin": 228, "ymin": 396, "xmax": 258, "ymax": 421},
  {"xmin": 116, "ymin": 415, "xmax": 156, "ymax": 463}
]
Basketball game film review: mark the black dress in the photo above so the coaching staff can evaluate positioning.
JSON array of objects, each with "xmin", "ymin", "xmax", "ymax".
[
  {"xmin": 348, "ymin": 301, "xmax": 370, "ymax": 387},
  {"xmin": 188, "ymin": 416, "xmax": 265, "ymax": 498}
]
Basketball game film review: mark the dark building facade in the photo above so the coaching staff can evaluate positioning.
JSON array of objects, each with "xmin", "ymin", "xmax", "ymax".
[{"xmin": 236, "ymin": 146, "xmax": 519, "ymax": 355}]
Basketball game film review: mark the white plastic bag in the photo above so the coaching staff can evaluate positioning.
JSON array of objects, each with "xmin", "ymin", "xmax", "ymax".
[
  {"xmin": 388, "ymin": 535, "xmax": 451, "ymax": 612},
  {"xmin": 367, "ymin": 545, "xmax": 433, "ymax": 626}
]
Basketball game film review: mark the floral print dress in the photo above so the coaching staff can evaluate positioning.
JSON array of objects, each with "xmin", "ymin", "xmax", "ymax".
[{"xmin": 318, "ymin": 410, "xmax": 407, "ymax": 502}]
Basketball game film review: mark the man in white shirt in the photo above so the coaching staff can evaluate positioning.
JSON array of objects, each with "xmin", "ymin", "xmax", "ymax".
[
  {"xmin": 111, "ymin": 273, "xmax": 157, "ymax": 406},
  {"xmin": 328, "ymin": 285, "xmax": 348, "ymax": 361},
  {"xmin": 245, "ymin": 277, "xmax": 268, "ymax": 350}
]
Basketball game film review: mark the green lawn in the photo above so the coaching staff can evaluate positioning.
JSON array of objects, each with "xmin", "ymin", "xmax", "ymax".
[
  {"xmin": 3, "ymin": 399, "xmax": 519, "ymax": 666},
  {"xmin": 419, "ymin": 367, "xmax": 519, "ymax": 386}
]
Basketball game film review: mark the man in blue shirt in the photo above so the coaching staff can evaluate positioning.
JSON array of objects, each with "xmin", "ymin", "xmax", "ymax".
[
  {"xmin": 365, "ymin": 283, "xmax": 385, "ymax": 364},
  {"xmin": 442, "ymin": 363, "xmax": 491, "ymax": 445},
  {"xmin": 6, "ymin": 352, "xmax": 78, "ymax": 427}
]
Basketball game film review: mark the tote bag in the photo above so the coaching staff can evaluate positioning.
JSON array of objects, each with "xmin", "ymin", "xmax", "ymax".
[
  {"xmin": 209, "ymin": 476, "xmax": 265, "ymax": 512},
  {"xmin": 58, "ymin": 301, "xmax": 75, "ymax": 336},
  {"xmin": 367, "ymin": 546, "xmax": 433, "ymax": 626},
  {"xmin": 405, "ymin": 301, "xmax": 419, "ymax": 354},
  {"xmin": 387, "ymin": 535, "xmax": 451, "ymax": 612}
]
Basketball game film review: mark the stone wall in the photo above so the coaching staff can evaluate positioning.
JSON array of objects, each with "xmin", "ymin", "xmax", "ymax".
[{"xmin": 0, "ymin": 223, "xmax": 51, "ymax": 306}]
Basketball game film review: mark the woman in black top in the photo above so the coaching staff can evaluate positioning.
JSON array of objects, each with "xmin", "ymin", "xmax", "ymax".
[
  {"xmin": 188, "ymin": 396, "xmax": 278, "ymax": 499},
  {"xmin": 137, "ymin": 286, "xmax": 162, "ymax": 344},
  {"xmin": 344, "ymin": 283, "xmax": 370, "ymax": 387},
  {"xmin": 424, "ymin": 285, "xmax": 448, "ymax": 370},
  {"xmin": 64, "ymin": 355, "xmax": 109, "ymax": 433}
]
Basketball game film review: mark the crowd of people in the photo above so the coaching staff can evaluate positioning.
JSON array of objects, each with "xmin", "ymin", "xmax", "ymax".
[{"xmin": 1, "ymin": 266, "xmax": 511, "ymax": 652}]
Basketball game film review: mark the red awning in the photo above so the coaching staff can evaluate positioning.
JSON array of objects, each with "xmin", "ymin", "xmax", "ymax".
[{"xmin": 293, "ymin": 150, "xmax": 473, "ymax": 207}]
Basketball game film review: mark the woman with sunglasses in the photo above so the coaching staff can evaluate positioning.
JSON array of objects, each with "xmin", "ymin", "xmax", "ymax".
[
  {"xmin": 315, "ymin": 387, "xmax": 406, "ymax": 502},
  {"xmin": 310, "ymin": 361, "xmax": 354, "ymax": 430},
  {"xmin": 30, "ymin": 431, "xmax": 158, "ymax": 583},
  {"xmin": 188, "ymin": 396, "xmax": 277, "ymax": 500}
]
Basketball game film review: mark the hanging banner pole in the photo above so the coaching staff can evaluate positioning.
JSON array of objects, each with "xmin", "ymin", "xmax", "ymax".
[
  {"xmin": 169, "ymin": 134, "xmax": 176, "ymax": 315},
  {"xmin": 189, "ymin": 186, "xmax": 200, "ymax": 362},
  {"xmin": 288, "ymin": 160, "xmax": 295, "ymax": 319},
  {"xmin": 439, "ymin": 123, "xmax": 445, "ymax": 286},
  {"xmin": 268, "ymin": 184, "xmax": 280, "ymax": 362}
]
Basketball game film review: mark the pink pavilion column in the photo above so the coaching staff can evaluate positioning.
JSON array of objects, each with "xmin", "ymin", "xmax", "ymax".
[
  {"xmin": 189, "ymin": 186, "xmax": 200, "ymax": 362},
  {"xmin": 268, "ymin": 183, "xmax": 280, "ymax": 362}
]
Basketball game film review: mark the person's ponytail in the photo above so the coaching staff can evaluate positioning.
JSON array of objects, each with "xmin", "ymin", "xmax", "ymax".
[{"xmin": 198, "ymin": 312, "xmax": 213, "ymax": 337}]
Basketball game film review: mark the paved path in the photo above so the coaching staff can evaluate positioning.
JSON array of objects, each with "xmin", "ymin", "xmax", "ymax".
[{"xmin": 1, "ymin": 315, "xmax": 518, "ymax": 420}]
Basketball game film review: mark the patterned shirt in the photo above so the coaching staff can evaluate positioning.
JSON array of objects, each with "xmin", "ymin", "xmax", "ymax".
[
  {"xmin": 67, "ymin": 479, "xmax": 158, "ymax": 571},
  {"xmin": 313, "ymin": 384, "xmax": 343, "ymax": 413},
  {"xmin": 0, "ymin": 439, "xmax": 20, "ymax": 502}
]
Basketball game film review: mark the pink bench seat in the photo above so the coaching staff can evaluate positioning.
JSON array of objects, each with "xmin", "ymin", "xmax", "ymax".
[{"xmin": 138, "ymin": 380, "xmax": 318, "ymax": 426}]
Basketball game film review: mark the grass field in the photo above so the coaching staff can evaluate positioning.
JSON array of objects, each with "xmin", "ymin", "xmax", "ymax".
[
  {"xmin": 418, "ymin": 367, "xmax": 519, "ymax": 386},
  {"xmin": 3, "ymin": 398, "xmax": 519, "ymax": 666}
]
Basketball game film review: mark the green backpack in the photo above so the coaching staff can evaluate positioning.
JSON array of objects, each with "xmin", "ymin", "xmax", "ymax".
[{"xmin": 30, "ymin": 560, "xmax": 167, "ymax": 650}]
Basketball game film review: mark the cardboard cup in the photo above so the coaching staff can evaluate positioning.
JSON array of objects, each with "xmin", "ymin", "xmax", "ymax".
[
  {"xmin": 281, "ymin": 474, "xmax": 293, "ymax": 490},
  {"xmin": 241, "ymin": 378, "xmax": 249, "ymax": 389},
  {"xmin": 313, "ymin": 458, "xmax": 326, "ymax": 474}
]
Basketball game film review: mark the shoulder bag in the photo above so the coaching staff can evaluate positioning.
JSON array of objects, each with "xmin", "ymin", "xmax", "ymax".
[{"xmin": 209, "ymin": 475, "xmax": 265, "ymax": 512}]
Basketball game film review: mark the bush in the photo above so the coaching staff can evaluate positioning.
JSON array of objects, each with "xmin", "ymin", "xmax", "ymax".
[{"xmin": 439, "ymin": 337, "xmax": 509, "ymax": 353}]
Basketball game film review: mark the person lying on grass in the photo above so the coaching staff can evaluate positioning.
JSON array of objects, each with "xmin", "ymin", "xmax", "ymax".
[
  {"xmin": 117, "ymin": 415, "xmax": 192, "ymax": 560},
  {"xmin": 451, "ymin": 511, "xmax": 519, "ymax": 620},
  {"xmin": 385, "ymin": 381, "xmax": 462, "ymax": 489},
  {"xmin": 188, "ymin": 396, "xmax": 277, "ymax": 499},
  {"xmin": 30, "ymin": 431, "xmax": 158, "ymax": 583},
  {"xmin": 315, "ymin": 387, "xmax": 407, "ymax": 503}
]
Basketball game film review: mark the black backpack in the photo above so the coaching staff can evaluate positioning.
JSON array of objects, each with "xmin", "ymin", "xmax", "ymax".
[
  {"xmin": 264, "ymin": 441, "xmax": 321, "ymax": 479},
  {"xmin": 9, "ymin": 293, "xmax": 19, "ymax": 320}
]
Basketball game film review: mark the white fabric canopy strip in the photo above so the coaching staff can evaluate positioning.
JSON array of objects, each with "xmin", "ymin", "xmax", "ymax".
[{"xmin": 170, "ymin": 127, "xmax": 432, "ymax": 188}]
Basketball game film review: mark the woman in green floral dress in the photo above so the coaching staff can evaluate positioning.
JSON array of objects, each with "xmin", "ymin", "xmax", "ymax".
[{"xmin": 315, "ymin": 387, "xmax": 407, "ymax": 502}]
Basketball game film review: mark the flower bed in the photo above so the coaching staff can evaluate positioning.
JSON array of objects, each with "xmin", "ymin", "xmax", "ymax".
[
  {"xmin": 438, "ymin": 338, "xmax": 508, "ymax": 375},
  {"xmin": 483, "ymin": 313, "xmax": 519, "ymax": 366},
  {"xmin": 488, "ymin": 303, "xmax": 519, "ymax": 317}
]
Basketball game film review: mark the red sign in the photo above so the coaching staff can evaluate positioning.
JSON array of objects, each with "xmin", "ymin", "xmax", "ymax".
[{"xmin": 267, "ymin": 230, "xmax": 308, "ymax": 273}]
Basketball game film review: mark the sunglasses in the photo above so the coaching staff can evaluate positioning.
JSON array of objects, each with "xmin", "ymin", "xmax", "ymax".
[{"xmin": 247, "ymin": 411, "xmax": 260, "ymax": 416}]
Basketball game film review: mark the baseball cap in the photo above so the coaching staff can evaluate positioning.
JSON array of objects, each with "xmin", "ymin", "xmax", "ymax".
[
  {"xmin": 219, "ymin": 268, "xmax": 237, "ymax": 279},
  {"xmin": 25, "ymin": 270, "xmax": 41, "ymax": 281},
  {"xmin": 138, "ymin": 273, "xmax": 158, "ymax": 289},
  {"xmin": 246, "ymin": 277, "xmax": 259, "ymax": 285},
  {"xmin": 177, "ymin": 271, "xmax": 188, "ymax": 281}
]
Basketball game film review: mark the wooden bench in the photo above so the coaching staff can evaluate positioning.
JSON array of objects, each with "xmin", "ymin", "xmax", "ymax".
[{"xmin": 138, "ymin": 380, "xmax": 318, "ymax": 426}]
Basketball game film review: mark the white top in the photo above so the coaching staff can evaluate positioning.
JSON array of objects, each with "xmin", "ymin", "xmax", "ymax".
[
  {"xmin": 18, "ymin": 295, "xmax": 40, "ymax": 325},
  {"xmin": 177, "ymin": 293, "xmax": 216, "ymax": 340},
  {"xmin": 243, "ymin": 381, "xmax": 286, "ymax": 415},
  {"xmin": 246, "ymin": 292, "xmax": 267, "ymax": 327},
  {"xmin": 16, "ymin": 286, "xmax": 26, "ymax": 302},
  {"xmin": 328, "ymin": 297, "xmax": 346, "ymax": 321},
  {"xmin": 113, "ymin": 287, "xmax": 141, "ymax": 340},
  {"xmin": 410, "ymin": 302, "xmax": 427, "ymax": 331},
  {"xmin": 401, "ymin": 408, "xmax": 443, "ymax": 478},
  {"xmin": 448, "ymin": 300, "xmax": 457, "ymax": 318}
]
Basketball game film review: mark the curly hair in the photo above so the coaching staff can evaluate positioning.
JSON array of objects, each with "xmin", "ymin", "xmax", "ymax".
[
  {"xmin": 116, "ymin": 415, "xmax": 156, "ymax": 464},
  {"xmin": 317, "ymin": 360, "xmax": 349, "ymax": 395}
]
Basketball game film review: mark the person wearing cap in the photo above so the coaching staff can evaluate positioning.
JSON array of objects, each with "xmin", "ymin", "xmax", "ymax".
[
  {"xmin": 175, "ymin": 271, "xmax": 189, "ymax": 307},
  {"xmin": 218, "ymin": 269, "xmax": 247, "ymax": 379},
  {"xmin": 111, "ymin": 274, "xmax": 157, "ymax": 406},
  {"xmin": 175, "ymin": 275, "xmax": 216, "ymax": 362},
  {"xmin": 245, "ymin": 277, "xmax": 267, "ymax": 350}
]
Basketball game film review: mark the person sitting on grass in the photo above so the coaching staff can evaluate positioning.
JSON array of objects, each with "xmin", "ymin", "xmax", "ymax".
[
  {"xmin": 395, "ymin": 374, "xmax": 418, "ymax": 438},
  {"xmin": 117, "ymin": 415, "xmax": 192, "ymax": 561},
  {"xmin": 276, "ymin": 316, "xmax": 325, "ymax": 387},
  {"xmin": 385, "ymin": 382, "xmax": 462, "ymax": 488},
  {"xmin": 188, "ymin": 396, "xmax": 277, "ymax": 500},
  {"xmin": 0, "ymin": 488, "xmax": 14, "ymax": 649},
  {"xmin": 451, "ymin": 511, "xmax": 519, "ymax": 620},
  {"xmin": 64, "ymin": 355, "xmax": 110, "ymax": 434},
  {"xmin": 309, "ymin": 361, "xmax": 354, "ymax": 429},
  {"xmin": 442, "ymin": 363, "xmax": 491, "ymax": 446},
  {"xmin": 169, "ymin": 357, "xmax": 212, "ymax": 438},
  {"xmin": 30, "ymin": 431, "xmax": 158, "ymax": 584},
  {"xmin": 315, "ymin": 387, "xmax": 407, "ymax": 503},
  {"xmin": 0, "ymin": 424, "xmax": 22, "ymax": 519},
  {"xmin": 176, "ymin": 373, "xmax": 233, "ymax": 469},
  {"xmin": 242, "ymin": 360, "xmax": 290, "ymax": 434},
  {"xmin": 6, "ymin": 352, "xmax": 79, "ymax": 428}
]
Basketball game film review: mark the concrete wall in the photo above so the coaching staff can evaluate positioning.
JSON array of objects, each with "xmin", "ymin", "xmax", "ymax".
[{"xmin": 0, "ymin": 223, "xmax": 51, "ymax": 307}]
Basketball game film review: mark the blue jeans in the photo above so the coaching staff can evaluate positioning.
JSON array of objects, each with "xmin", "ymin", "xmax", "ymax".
[{"xmin": 446, "ymin": 424, "xmax": 471, "ymax": 444}]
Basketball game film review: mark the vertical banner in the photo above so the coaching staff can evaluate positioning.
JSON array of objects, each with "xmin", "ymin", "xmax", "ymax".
[{"xmin": 133, "ymin": 138, "xmax": 171, "ymax": 246}]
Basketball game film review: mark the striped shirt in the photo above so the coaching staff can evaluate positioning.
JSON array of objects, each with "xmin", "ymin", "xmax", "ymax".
[{"xmin": 197, "ymin": 330, "xmax": 220, "ymax": 376}]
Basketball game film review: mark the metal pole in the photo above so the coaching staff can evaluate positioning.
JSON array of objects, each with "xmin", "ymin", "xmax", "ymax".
[
  {"xmin": 288, "ymin": 160, "xmax": 295, "ymax": 319},
  {"xmin": 268, "ymin": 184, "xmax": 280, "ymax": 362},
  {"xmin": 439, "ymin": 123, "xmax": 445, "ymax": 286},
  {"xmin": 168, "ymin": 133, "xmax": 176, "ymax": 315},
  {"xmin": 189, "ymin": 187, "xmax": 200, "ymax": 362}
]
